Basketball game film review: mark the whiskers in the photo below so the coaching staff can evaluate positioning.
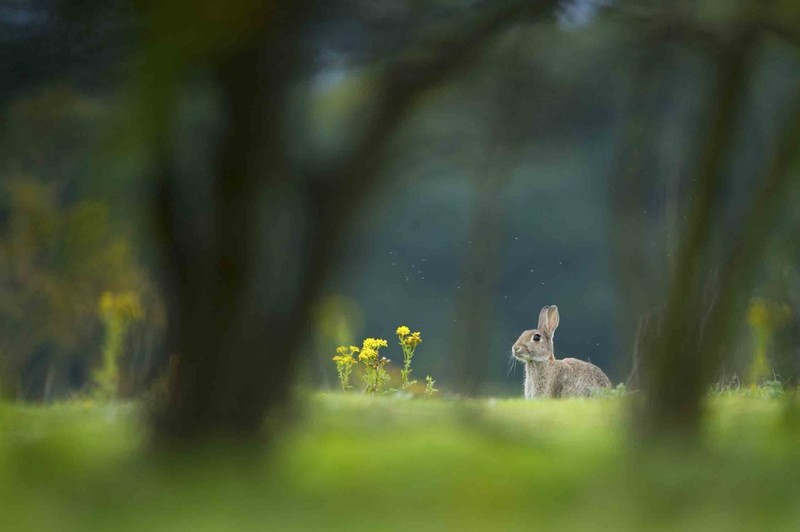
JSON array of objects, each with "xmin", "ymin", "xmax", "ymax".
[{"xmin": 506, "ymin": 351, "xmax": 519, "ymax": 377}]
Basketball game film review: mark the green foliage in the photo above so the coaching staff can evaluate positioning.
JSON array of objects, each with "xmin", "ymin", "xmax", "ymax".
[
  {"xmin": 424, "ymin": 375, "xmax": 438, "ymax": 398},
  {"xmin": 710, "ymin": 376, "xmax": 787, "ymax": 398},
  {"xmin": 591, "ymin": 382, "xmax": 628, "ymax": 398},
  {"xmin": 4, "ymin": 394, "xmax": 800, "ymax": 530},
  {"xmin": 759, "ymin": 379, "xmax": 786, "ymax": 399},
  {"xmin": 0, "ymin": 177, "xmax": 148, "ymax": 398}
]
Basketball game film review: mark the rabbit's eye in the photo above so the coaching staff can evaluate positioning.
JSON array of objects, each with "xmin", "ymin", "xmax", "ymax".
[{"xmin": 533, "ymin": 334, "xmax": 542, "ymax": 342}]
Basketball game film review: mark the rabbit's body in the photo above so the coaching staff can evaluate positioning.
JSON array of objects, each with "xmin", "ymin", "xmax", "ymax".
[
  {"xmin": 513, "ymin": 305, "xmax": 612, "ymax": 399},
  {"xmin": 523, "ymin": 358, "xmax": 611, "ymax": 399}
]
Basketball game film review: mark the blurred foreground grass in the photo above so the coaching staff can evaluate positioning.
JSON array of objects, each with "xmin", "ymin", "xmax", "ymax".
[{"xmin": 2, "ymin": 394, "xmax": 800, "ymax": 530}]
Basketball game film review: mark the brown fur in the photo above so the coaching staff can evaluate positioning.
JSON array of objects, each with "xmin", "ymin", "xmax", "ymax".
[{"xmin": 512, "ymin": 305, "xmax": 611, "ymax": 398}]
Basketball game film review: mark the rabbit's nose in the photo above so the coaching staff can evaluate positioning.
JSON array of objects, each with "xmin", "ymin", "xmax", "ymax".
[{"xmin": 513, "ymin": 346, "xmax": 522, "ymax": 353}]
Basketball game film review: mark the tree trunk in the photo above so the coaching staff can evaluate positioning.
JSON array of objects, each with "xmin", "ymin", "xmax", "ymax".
[
  {"xmin": 639, "ymin": 30, "xmax": 800, "ymax": 438},
  {"xmin": 151, "ymin": 2, "xmax": 311, "ymax": 441}
]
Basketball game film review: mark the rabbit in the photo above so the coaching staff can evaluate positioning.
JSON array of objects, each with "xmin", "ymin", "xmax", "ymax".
[{"xmin": 512, "ymin": 305, "xmax": 611, "ymax": 398}]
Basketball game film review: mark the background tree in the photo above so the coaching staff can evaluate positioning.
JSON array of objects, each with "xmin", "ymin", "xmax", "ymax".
[
  {"xmin": 605, "ymin": 1, "xmax": 800, "ymax": 438},
  {"xmin": 0, "ymin": 176, "xmax": 149, "ymax": 399}
]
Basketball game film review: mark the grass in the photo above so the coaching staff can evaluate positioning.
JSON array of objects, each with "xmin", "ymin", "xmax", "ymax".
[{"xmin": 1, "ymin": 393, "xmax": 800, "ymax": 530}]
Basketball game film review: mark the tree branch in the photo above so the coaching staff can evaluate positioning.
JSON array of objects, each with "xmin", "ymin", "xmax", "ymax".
[
  {"xmin": 760, "ymin": 19, "xmax": 800, "ymax": 48},
  {"xmin": 302, "ymin": 0, "xmax": 560, "ymax": 296},
  {"xmin": 317, "ymin": 0, "xmax": 559, "ymax": 193}
]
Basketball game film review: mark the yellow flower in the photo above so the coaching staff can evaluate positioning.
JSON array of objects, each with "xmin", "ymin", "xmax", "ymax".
[
  {"xmin": 403, "ymin": 331, "xmax": 422, "ymax": 348},
  {"xmin": 747, "ymin": 298, "xmax": 792, "ymax": 329},
  {"xmin": 362, "ymin": 338, "xmax": 388, "ymax": 351},
  {"xmin": 358, "ymin": 348, "xmax": 378, "ymax": 362},
  {"xmin": 396, "ymin": 326, "xmax": 410, "ymax": 337},
  {"xmin": 99, "ymin": 290, "xmax": 144, "ymax": 321},
  {"xmin": 333, "ymin": 345, "xmax": 358, "ymax": 365},
  {"xmin": 748, "ymin": 300, "xmax": 769, "ymax": 328},
  {"xmin": 332, "ymin": 354, "xmax": 356, "ymax": 366},
  {"xmin": 335, "ymin": 345, "xmax": 359, "ymax": 357}
]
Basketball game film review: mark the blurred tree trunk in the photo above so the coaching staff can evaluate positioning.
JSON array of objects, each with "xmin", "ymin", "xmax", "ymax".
[
  {"xmin": 637, "ymin": 31, "xmax": 755, "ymax": 437},
  {"xmin": 151, "ymin": 1, "xmax": 311, "ymax": 439},
  {"xmin": 637, "ymin": 26, "xmax": 800, "ymax": 438},
  {"xmin": 451, "ymin": 144, "xmax": 508, "ymax": 396}
]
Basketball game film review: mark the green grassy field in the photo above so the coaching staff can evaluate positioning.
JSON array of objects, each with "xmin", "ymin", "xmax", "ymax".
[{"xmin": 2, "ymin": 394, "xmax": 800, "ymax": 531}]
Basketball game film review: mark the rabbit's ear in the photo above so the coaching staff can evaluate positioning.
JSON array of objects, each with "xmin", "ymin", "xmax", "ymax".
[
  {"xmin": 541, "ymin": 305, "xmax": 560, "ymax": 336},
  {"xmin": 537, "ymin": 306, "xmax": 551, "ymax": 331}
]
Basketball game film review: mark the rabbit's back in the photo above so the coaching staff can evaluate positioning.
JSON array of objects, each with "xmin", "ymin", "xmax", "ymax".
[{"xmin": 555, "ymin": 358, "xmax": 611, "ymax": 397}]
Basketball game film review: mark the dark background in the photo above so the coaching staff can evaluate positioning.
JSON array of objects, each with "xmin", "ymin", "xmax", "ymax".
[{"xmin": 2, "ymin": 0, "xmax": 800, "ymax": 403}]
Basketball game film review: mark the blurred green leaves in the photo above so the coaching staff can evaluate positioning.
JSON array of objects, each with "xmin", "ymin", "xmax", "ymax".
[{"xmin": 0, "ymin": 175, "xmax": 148, "ymax": 398}]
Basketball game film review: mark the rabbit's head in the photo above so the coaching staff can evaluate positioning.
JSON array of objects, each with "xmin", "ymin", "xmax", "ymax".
[{"xmin": 512, "ymin": 305, "xmax": 560, "ymax": 363}]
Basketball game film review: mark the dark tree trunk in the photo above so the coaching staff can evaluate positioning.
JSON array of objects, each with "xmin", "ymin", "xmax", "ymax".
[
  {"xmin": 638, "ymin": 27, "xmax": 800, "ymax": 438},
  {"xmin": 151, "ymin": 1, "xmax": 312, "ymax": 440},
  {"xmin": 638, "ymin": 32, "xmax": 756, "ymax": 438}
]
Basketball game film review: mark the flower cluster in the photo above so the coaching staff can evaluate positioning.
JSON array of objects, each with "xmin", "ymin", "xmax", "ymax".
[
  {"xmin": 396, "ymin": 326, "xmax": 422, "ymax": 391},
  {"xmin": 402, "ymin": 331, "xmax": 422, "ymax": 349},
  {"xmin": 357, "ymin": 338, "xmax": 388, "ymax": 363},
  {"xmin": 358, "ymin": 338, "xmax": 390, "ymax": 394},
  {"xmin": 332, "ymin": 345, "xmax": 359, "ymax": 391},
  {"xmin": 333, "ymin": 345, "xmax": 359, "ymax": 363},
  {"xmin": 747, "ymin": 298, "xmax": 792, "ymax": 329},
  {"xmin": 330, "ymin": 325, "xmax": 435, "ymax": 396},
  {"xmin": 99, "ymin": 290, "xmax": 144, "ymax": 322}
]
